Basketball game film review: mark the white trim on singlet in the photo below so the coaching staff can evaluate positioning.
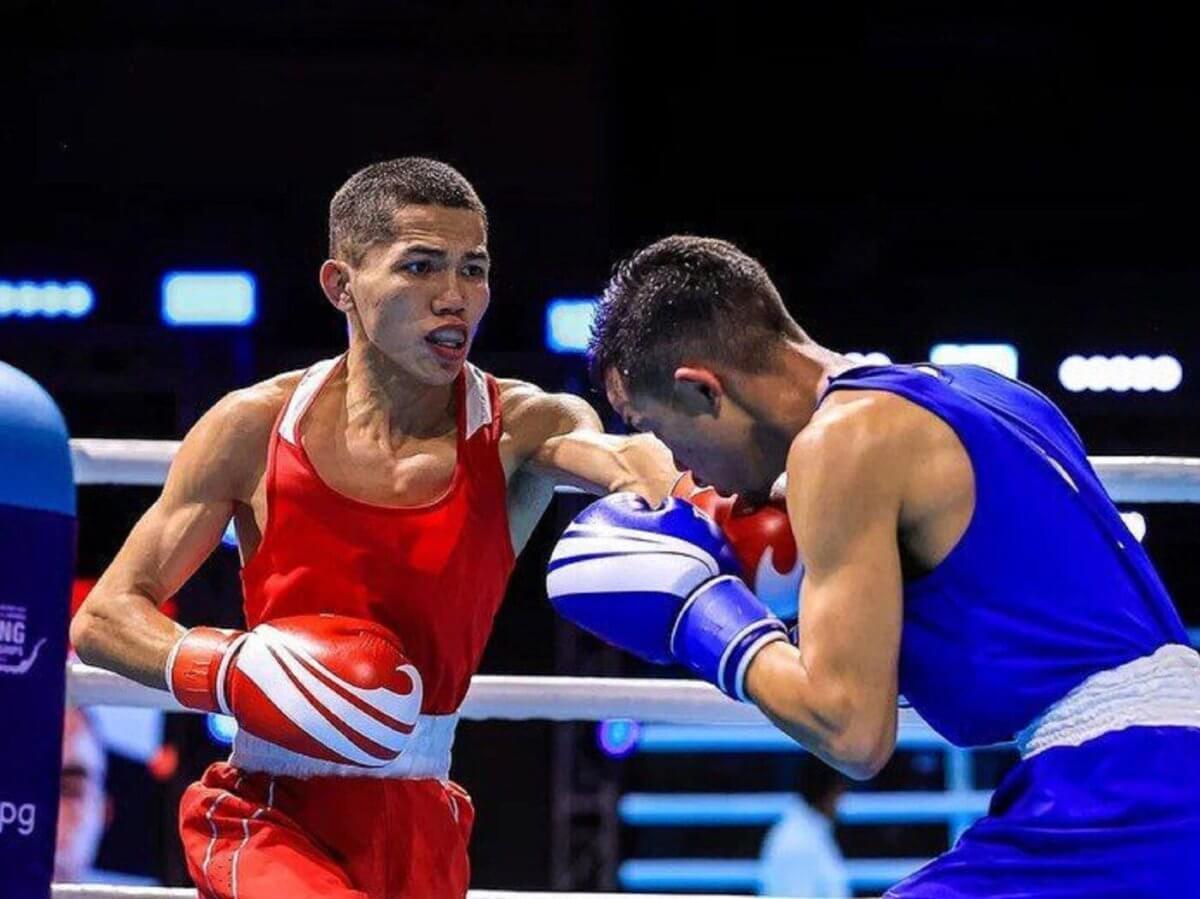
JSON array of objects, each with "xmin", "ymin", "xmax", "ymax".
[
  {"xmin": 1015, "ymin": 643, "xmax": 1200, "ymax": 758},
  {"xmin": 277, "ymin": 357, "xmax": 341, "ymax": 446},
  {"xmin": 277, "ymin": 357, "xmax": 493, "ymax": 445},
  {"xmin": 462, "ymin": 361, "xmax": 492, "ymax": 440}
]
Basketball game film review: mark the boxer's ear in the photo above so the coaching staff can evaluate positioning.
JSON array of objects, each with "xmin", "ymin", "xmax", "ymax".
[
  {"xmin": 673, "ymin": 367, "xmax": 723, "ymax": 418},
  {"xmin": 319, "ymin": 260, "xmax": 354, "ymax": 313}
]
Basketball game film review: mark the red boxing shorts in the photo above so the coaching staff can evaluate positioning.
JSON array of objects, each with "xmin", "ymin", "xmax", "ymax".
[{"xmin": 179, "ymin": 762, "xmax": 475, "ymax": 898}]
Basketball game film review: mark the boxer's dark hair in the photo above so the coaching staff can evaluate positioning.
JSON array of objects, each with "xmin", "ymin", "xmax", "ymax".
[
  {"xmin": 329, "ymin": 158, "xmax": 487, "ymax": 264},
  {"xmin": 589, "ymin": 235, "xmax": 804, "ymax": 400}
]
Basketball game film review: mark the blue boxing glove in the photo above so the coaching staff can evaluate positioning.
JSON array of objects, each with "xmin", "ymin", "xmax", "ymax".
[{"xmin": 547, "ymin": 493, "xmax": 788, "ymax": 700}]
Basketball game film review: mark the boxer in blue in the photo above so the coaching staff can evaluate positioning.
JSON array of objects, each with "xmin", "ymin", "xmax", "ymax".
[{"xmin": 548, "ymin": 236, "xmax": 1200, "ymax": 896}]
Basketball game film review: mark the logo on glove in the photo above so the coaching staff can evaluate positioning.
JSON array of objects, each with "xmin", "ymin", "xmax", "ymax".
[
  {"xmin": 753, "ymin": 547, "xmax": 805, "ymax": 623},
  {"xmin": 232, "ymin": 622, "xmax": 423, "ymax": 768}
]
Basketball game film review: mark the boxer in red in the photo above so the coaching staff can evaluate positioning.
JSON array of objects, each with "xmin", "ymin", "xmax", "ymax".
[{"xmin": 69, "ymin": 158, "xmax": 690, "ymax": 898}]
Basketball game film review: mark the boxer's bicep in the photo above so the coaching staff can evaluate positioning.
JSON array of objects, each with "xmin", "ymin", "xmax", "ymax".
[
  {"xmin": 501, "ymin": 382, "xmax": 597, "ymax": 474},
  {"xmin": 783, "ymin": 412, "xmax": 905, "ymax": 768},
  {"xmin": 72, "ymin": 393, "xmax": 266, "ymax": 686},
  {"xmin": 114, "ymin": 441, "xmax": 237, "ymax": 605},
  {"xmin": 515, "ymin": 390, "xmax": 676, "ymax": 503},
  {"xmin": 519, "ymin": 391, "xmax": 603, "ymax": 486},
  {"xmin": 790, "ymin": 436, "xmax": 904, "ymax": 665},
  {"xmin": 533, "ymin": 430, "xmax": 670, "ymax": 496},
  {"xmin": 791, "ymin": 507, "xmax": 903, "ymax": 748}
]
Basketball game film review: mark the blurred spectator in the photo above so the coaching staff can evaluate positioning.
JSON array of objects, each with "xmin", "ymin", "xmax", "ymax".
[
  {"xmin": 55, "ymin": 707, "xmax": 109, "ymax": 883},
  {"xmin": 758, "ymin": 758, "xmax": 850, "ymax": 897}
]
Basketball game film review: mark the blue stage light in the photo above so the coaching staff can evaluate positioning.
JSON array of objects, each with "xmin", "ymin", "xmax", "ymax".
[
  {"xmin": 162, "ymin": 271, "xmax": 256, "ymax": 326},
  {"xmin": 597, "ymin": 719, "xmax": 641, "ymax": 758},
  {"xmin": 0, "ymin": 280, "xmax": 94, "ymax": 319},
  {"xmin": 545, "ymin": 298, "xmax": 597, "ymax": 354},
  {"xmin": 206, "ymin": 713, "xmax": 238, "ymax": 745}
]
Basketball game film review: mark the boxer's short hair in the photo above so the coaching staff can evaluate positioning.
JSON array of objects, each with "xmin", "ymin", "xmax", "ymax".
[
  {"xmin": 590, "ymin": 235, "xmax": 803, "ymax": 400},
  {"xmin": 329, "ymin": 158, "xmax": 487, "ymax": 264}
]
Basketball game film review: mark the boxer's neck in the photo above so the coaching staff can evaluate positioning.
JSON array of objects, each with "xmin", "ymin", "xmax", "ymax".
[
  {"xmin": 341, "ymin": 340, "xmax": 457, "ymax": 442},
  {"xmin": 731, "ymin": 339, "xmax": 852, "ymax": 444}
]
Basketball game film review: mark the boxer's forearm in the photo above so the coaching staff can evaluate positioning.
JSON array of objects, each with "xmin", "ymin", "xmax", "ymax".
[
  {"xmin": 744, "ymin": 640, "xmax": 897, "ymax": 780},
  {"xmin": 70, "ymin": 590, "xmax": 185, "ymax": 689},
  {"xmin": 509, "ymin": 387, "xmax": 677, "ymax": 502},
  {"xmin": 532, "ymin": 430, "xmax": 678, "ymax": 503},
  {"xmin": 71, "ymin": 491, "xmax": 229, "ymax": 689}
]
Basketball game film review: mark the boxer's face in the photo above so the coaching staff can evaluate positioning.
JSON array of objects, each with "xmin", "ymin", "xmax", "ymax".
[
  {"xmin": 341, "ymin": 205, "xmax": 490, "ymax": 386},
  {"xmin": 606, "ymin": 368, "xmax": 779, "ymax": 505}
]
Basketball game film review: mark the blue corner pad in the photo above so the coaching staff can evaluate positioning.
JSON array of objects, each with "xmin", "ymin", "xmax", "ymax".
[{"xmin": 0, "ymin": 362, "xmax": 75, "ymax": 515}]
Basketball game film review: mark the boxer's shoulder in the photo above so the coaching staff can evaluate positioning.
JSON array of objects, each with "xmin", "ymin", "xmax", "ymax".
[
  {"xmin": 209, "ymin": 370, "xmax": 304, "ymax": 440},
  {"xmin": 494, "ymin": 376, "xmax": 541, "ymax": 411},
  {"xmin": 789, "ymin": 388, "xmax": 972, "ymax": 553},
  {"xmin": 178, "ymin": 369, "xmax": 305, "ymax": 496},
  {"xmin": 795, "ymin": 390, "xmax": 921, "ymax": 467},
  {"xmin": 786, "ymin": 391, "xmax": 921, "ymax": 522}
]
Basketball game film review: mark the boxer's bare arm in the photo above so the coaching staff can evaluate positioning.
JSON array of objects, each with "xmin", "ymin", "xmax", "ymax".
[
  {"xmin": 70, "ymin": 380, "xmax": 289, "ymax": 689},
  {"xmin": 498, "ymin": 380, "xmax": 677, "ymax": 554},
  {"xmin": 501, "ymin": 380, "xmax": 676, "ymax": 496},
  {"xmin": 743, "ymin": 394, "xmax": 906, "ymax": 779},
  {"xmin": 500, "ymin": 379, "xmax": 676, "ymax": 508}
]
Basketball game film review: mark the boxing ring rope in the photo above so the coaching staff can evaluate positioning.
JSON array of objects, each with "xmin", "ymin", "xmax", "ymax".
[
  {"xmin": 51, "ymin": 889, "xmax": 755, "ymax": 899},
  {"xmin": 66, "ymin": 665, "xmax": 924, "ymax": 896},
  {"xmin": 68, "ymin": 438, "xmax": 1200, "ymax": 502},
  {"xmin": 69, "ymin": 662, "xmax": 938, "ymax": 731}
]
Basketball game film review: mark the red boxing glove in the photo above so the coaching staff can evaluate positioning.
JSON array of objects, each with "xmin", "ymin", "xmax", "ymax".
[
  {"xmin": 166, "ymin": 614, "xmax": 422, "ymax": 768},
  {"xmin": 672, "ymin": 472, "xmax": 804, "ymax": 622}
]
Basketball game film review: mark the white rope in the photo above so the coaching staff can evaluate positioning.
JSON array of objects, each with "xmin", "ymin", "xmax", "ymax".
[
  {"xmin": 1092, "ymin": 455, "xmax": 1200, "ymax": 503},
  {"xmin": 53, "ymin": 890, "xmax": 189, "ymax": 898},
  {"xmin": 70, "ymin": 439, "xmax": 180, "ymax": 487},
  {"xmin": 67, "ymin": 663, "xmax": 935, "ymax": 735},
  {"xmin": 51, "ymin": 888, "xmax": 781, "ymax": 899},
  {"xmin": 67, "ymin": 439, "xmax": 1200, "ymax": 502}
]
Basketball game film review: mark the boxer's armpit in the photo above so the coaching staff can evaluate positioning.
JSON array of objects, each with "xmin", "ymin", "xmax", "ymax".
[{"xmin": 505, "ymin": 465, "xmax": 555, "ymax": 556}]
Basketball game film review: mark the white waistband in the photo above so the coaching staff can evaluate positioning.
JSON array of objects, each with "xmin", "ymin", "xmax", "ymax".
[
  {"xmin": 1015, "ymin": 644, "xmax": 1200, "ymax": 759},
  {"xmin": 229, "ymin": 712, "xmax": 458, "ymax": 779}
]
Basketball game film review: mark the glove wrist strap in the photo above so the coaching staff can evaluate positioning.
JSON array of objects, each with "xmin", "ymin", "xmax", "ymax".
[{"xmin": 167, "ymin": 626, "xmax": 244, "ymax": 713}]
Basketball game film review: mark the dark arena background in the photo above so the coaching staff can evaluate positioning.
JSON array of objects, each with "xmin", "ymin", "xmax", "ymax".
[{"xmin": 3, "ymin": 3, "xmax": 1198, "ymax": 896}]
